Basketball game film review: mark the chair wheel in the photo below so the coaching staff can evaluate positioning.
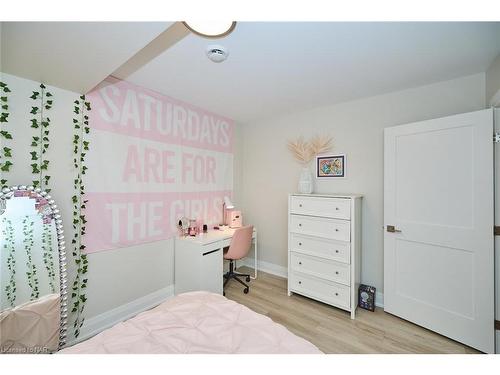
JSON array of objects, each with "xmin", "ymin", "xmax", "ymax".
[
  {"xmin": 244, "ymin": 287, "xmax": 249, "ymax": 294},
  {"xmin": 246, "ymin": 276, "xmax": 250, "ymax": 282},
  {"xmin": 223, "ymin": 291, "xmax": 225, "ymax": 296}
]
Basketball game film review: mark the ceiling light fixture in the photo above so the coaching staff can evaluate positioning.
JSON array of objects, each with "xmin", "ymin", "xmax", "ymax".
[{"xmin": 182, "ymin": 21, "xmax": 236, "ymax": 39}]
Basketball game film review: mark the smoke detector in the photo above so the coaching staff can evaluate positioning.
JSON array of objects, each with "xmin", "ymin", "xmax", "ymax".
[{"xmin": 206, "ymin": 45, "xmax": 229, "ymax": 63}]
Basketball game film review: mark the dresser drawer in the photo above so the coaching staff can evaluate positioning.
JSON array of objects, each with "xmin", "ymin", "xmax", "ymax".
[
  {"xmin": 290, "ymin": 252, "xmax": 350, "ymax": 286},
  {"xmin": 290, "ymin": 196, "xmax": 351, "ymax": 220},
  {"xmin": 290, "ymin": 214, "xmax": 350, "ymax": 241},
  {"xmin": 290, "ymin": 272, "xmax": 350, "ymax": 310},
  {"xmin": 290, "ymin": 233, "xmax": 350, "ymax": 263}
]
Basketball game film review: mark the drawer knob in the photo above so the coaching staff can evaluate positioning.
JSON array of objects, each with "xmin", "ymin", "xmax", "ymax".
[
  {"xmin": 299, "ymin": 204, "xmax": 303, "ymax": 207},
  {"xmin": 299, "ymin": 223, "xmax": 302, "ymax": 227},
  {"xmin": 298, "ymin": 262, "xmax": 302, "ymax": 265},
  {"xmin": 299, "ymin": 242, "xmax": 302, "ymax": 246},
  {"xmin": 298, "ymin": 281, "xmax": 302, "ymax": 284},
  {"xmin": 335, "ymin": 207, "xmax": 339, "ymax": 210},
  {"xmin": 335, "ymin": 228, "xmax": 339, "ymax": 232},
  {"xmin": 335, "ymin": 271, "xmax": 339, "ymax": 275},
  {"xmin": 335, "ymin": 250, "xmax": 339, "ymax": 253},
  {"xmin": 335, "ymin": 292, "xmax": 339, "ymax": 296}
]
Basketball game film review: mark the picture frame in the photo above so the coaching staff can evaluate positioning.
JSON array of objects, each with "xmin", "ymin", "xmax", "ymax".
[{"xmin": 316, "ymin": 154, "xmax": 346, "ymax": 178}]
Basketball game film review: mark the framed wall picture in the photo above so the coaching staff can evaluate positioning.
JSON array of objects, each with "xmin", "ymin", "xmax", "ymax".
[{"xmin": 316, "ymin": 154, "xmax": 346, "ymax": 178}]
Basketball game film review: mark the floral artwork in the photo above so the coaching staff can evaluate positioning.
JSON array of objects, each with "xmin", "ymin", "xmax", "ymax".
[{"xmin": 316, "ymin": 154, "xmax": 346, "ymax": 178}]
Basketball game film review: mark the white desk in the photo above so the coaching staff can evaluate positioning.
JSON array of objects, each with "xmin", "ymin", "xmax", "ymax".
[{"xmin": 174, "ymin": 228, "xmax": 257, "ymax": 295}]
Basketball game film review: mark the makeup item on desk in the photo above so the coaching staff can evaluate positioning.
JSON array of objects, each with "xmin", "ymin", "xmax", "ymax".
[
  {"xmin": 203, "ymin": 224, "xmax": 208, "ymax": 233},
  {"xmin": 178, "ymin": 217, "xmax": 189, "ymax": 237},
  {"xmin": 188, "ymin": 219, "xmax": 198, "ymax": 236}
]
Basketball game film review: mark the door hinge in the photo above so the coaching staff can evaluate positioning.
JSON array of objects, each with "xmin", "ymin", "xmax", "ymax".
[
  {"xmin": 495, "ymin": 132, "xmax": 500, "ymax": 143},
  {"xmin": 495, "ymin": 226, "xmax": 500, "ymax": 236},
  {"xmin": 496, "ymin": 320, "xmax": 500, "ymax": 331}
]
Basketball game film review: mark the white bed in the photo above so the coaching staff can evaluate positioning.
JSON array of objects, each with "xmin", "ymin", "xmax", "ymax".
[{"xmin": 60, "ymin": 291, "xmax": 322, "ymax": 354}]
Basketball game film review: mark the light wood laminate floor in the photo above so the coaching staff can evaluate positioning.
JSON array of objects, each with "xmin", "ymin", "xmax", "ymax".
[{"xmin": 225, "ymin": 267, "xmax": 480, "ymax": 354}]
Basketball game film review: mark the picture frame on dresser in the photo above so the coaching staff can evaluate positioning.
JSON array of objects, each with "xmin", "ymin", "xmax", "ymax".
[
  {"xmin": 316, "ymin": 154, "xmax": 346, "ymax": 178},
  {"xmin": 287, "ymin": 193, "xmax": 362, "ymax": 319}
]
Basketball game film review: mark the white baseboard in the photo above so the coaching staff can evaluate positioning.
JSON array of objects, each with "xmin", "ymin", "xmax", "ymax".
[
  {"xmin": 67, "ymin": 285, "xmax": 174, "ymax": 347},
  {"xmin": 375, "ymin": 292, "xmax": 384, "ymax": 308},
  {"xmin": 239, "ymin": 258, "xmax": 288, "ymax": 278},
  {"xmin": 239, "ymin": 258, "xmax": 384, "ymax": 308}
]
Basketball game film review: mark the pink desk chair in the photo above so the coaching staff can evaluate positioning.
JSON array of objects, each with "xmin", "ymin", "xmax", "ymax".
[{"xmin": 223, "ymin": 225, "xmax": 254, "ymax": 294}]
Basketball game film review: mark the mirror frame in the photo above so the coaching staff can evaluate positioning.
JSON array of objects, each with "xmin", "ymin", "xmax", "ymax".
[{"xmin": 1, "ymin": 185, "xmax": 69, "ymax": 350}]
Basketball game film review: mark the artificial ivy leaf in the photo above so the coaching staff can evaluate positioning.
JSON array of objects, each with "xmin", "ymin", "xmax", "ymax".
[
  {"xmin": 45, "ymin": 105, "xmax": 51, "ymax": 110},
  {"xmin": 2, "ymin": 104, "xmax": 7, "ymax": 110},
  {"xmin": 3, "ymin": 147, "xmax": 12, "ymax": 157},
  {"xmin": 30, "ymin": 92, "xmax": 39, "ymax": 99},
  {"xmin": 0, "ymin": 130, "xmax": 12, "ymax": 139},
  {"xmin": 30, "ymin": 106, "xmax": 39, "ymax": 114},
  {"xmin": 3, "ymin": 87, "xmax": 11, "ymax": 93},
  {"xmin": 1, "ymin": 96, "xmax": 7, "ymax": 102},
  {"xmin": 0, "ymin": 161, "xmax": 13, "ymax": 171},
  {"xmin": 30, "ymin": 151, "xmax": 37, "ymax": 160},
  {"xmin": 0, "ymin": 82, "xmax": 5, "ymax": 87},
  {"xmin": 45, "ymin": 92, "xmax": 52, "ymax": 97},
  {"xmin": 40, "ymin": 83, "xmax": 46, "ymax": 89},
  {"xmin": 1, "ymin": 179, "xmax": 7, "ymax": 186}
]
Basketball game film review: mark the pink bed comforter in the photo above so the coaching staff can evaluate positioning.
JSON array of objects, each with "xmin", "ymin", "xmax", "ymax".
[{"xmin": 60, "ymin": 291, "xmax": 322, "ymax": 354}]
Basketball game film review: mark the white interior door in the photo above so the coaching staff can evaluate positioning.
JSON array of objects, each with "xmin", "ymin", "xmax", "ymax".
[{"xmin": 384, "ymin": 109, "xmax": 494, "ymax": 353}]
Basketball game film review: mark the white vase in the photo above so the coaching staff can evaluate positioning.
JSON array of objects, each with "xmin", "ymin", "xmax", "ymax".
[{"xmin": 298, "ymin": 166, "xmax": 313, "ymax": 194}]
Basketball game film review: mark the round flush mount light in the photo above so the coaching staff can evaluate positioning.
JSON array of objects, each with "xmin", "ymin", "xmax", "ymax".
[
  {"xmin": 206, "ymin": 45, "xmax": 229, "ymax": 63},
  {"xmin": 183, "ymin": 21, "xmax": 236, "ymax": 39}
]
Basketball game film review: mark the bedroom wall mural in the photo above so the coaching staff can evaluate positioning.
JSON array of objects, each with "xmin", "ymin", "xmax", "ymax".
[{"xmin": 85, "ymin": 78, "xmax": 234, "ymax": 253}]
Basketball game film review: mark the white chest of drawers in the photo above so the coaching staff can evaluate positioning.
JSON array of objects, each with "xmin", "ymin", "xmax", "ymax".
[{"xmin": 287, "ymin": 193, "xmax": 362, "ymax": 319}]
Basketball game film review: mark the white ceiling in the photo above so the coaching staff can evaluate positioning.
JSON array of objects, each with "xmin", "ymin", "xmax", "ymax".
[
  {"xmin": 123, "ymin": 22, "xmax": 500, "ymax": 123},
  {"xmin": 0, "ymin": 22, "xmax": 171, "ymax": 93},
  {"xmin": 1, "ymin": 22, "xmax": 500, "ymax": 122}
]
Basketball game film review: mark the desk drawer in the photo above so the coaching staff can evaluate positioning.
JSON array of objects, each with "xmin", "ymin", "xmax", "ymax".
[
  {"xmin": 290, "ymin": 196, "xmax": 351, "ymax": 220},
  {"xmin": 290, "ymin": 233, "xmax": 350, "ymax": 263},
  {"xmin": 290, "ymin": 252, "xmax": 350, "ymax": 286},
  {"xmin": 290, "ymin": 272, "xmax": 350, "ymax": 310},
  {"xmin": 290, "ymin": 214, "xmax": 350, "ymax": 241}
]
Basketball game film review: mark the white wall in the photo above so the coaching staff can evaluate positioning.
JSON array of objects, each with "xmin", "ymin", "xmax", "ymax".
[
  {"xmin": 235, "ymin": 73, "xmax": 486, "ymax": 296},
  {"xmin": 486, "ymin": 54, "xmax": 500, "ymax": 105},
  {"xmin": 0, "ymin": 72, "xmax": 174, "ymax": 339}
]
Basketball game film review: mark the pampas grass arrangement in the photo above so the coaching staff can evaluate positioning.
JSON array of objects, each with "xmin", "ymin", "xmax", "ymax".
[{"xmin": 287, "ymin": 135, "xmax": 333, "ymax": 165}]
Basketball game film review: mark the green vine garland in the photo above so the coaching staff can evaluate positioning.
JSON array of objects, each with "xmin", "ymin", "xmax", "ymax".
[
  {"xmin": 2, "ymin": 217, "xmax": 17, "ymax": 307},
  {"xmin": 42, "ymin": 224, "xmax": 57, "ymax": 294},
  {"xmin": 22, "ymin": 216, "xmax": 39, "ymax": 300},
  {"xmin": 0, "ymin": 81, "xmax": 13, "ymax": 187},
  {"xmin": 71, "ymin": 95, "xmax": 91, "ymax": 338},
  {"xmin": 30, "ymin": 83, "xmax": 53, "ymax": 192}
]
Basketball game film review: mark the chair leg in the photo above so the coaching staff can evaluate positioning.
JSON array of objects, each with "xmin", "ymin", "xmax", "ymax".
[
  {"xmin": 223, "ymin": 261, "xmax": 250, "ymax": 294},
  {"xmin": 233, "ymin": 275, "xmax": 249, "ymax": 289},
  {"xmin": 234, "ymin": 272, "xmax": 250, "ymax": 278}
]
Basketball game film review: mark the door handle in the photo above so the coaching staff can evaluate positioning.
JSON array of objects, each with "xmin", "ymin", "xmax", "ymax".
[{"xmin": 386, "ymin": 225, "xmax": 402, "ymax": 233}]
